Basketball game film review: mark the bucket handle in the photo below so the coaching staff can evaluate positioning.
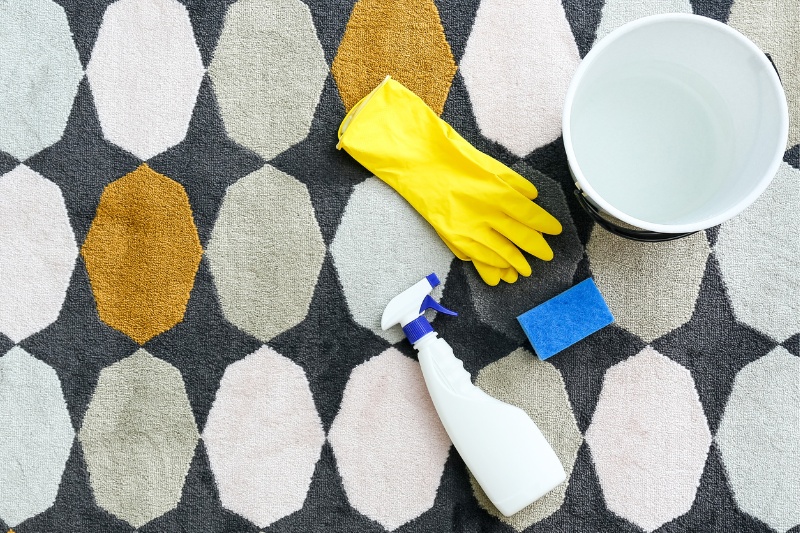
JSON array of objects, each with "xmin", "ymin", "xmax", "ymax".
[{"xmin": 573, "ymin": 189, "xmax": 697, "ymax": 242}]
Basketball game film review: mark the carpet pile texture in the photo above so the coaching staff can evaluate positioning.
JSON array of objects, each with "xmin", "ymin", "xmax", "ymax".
[{"xmin": 0, "ymin": 0, "xmax": 798, "ymax": 531}]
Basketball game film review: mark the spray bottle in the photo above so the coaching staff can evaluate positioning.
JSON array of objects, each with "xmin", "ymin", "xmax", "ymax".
[{"xmin": 382, "ymin": 273, "xmax": 566, "ymax": 516}]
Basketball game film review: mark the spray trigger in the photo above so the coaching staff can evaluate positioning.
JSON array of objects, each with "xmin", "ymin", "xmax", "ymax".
[{"xmin": 420, "ymin": 295, "xmax": 457, "ymax": 316}]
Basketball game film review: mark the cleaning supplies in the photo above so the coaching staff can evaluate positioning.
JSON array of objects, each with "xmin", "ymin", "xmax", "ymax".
[
  {"xmin": 337, "ymin": 76, "xmax": 562, "ymax": 286},
  {"xmin": 517, "ymin": 278, "xmax": 614, "ymax": 360},
  {"xmin": 382, "ymin": 273, "xmax": 566, "ymax": 516}
]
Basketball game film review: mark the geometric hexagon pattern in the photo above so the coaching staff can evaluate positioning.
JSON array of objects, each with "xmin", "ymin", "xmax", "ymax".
[
  {"xmin": 78, "ymin": 349, "xmax": 199, "ymax": 528},
  {"xmin": 206, "ymin": 165, "xmax": 325, "ymax": 343},
  {"xmin": 470, "ymin": 348, "xmax": 582, "ymax": 530},
  {"xmin": 716, "ymin": 163, "xmax": 800, "ymax": 342},
  {"xmin": 329, "ymin": 348, "xmax": 451, "ymax": 530},
  {"xmin": 210, "ymin": 0, "xmax": 329, "ymax": 161},
  {"xmin": 0, "ymin": 165, "xmax": 77, "ymax": 343},
  {"xmin": 460, "ymin": 0, "xmax": 581, "ymax": 156},
  {"xmin": 729, "ymin": 0, "xmax": 800, "ymax": 146},
  {"xmin": 594, "ymin": 0, "xmax": 692, "ymax": 43},
  {"xmin": 331, "ymin": 178, "xmax": 454, "ymax": 344},
  {"xmin": 0, "ymin": 347, "xmax": 74, "ymax": 527},
  {"xmin": 81, "ymin": 164, "xmax": 203, "ymax": 345},
  {"xmin": 332, "ymin": 0, "xmax": 457, "ymax": 116},
  {"xmin": 586, "ymin": 347, "xmax": 712, "ymax": 531},
  {"xmin": 716, "ymin": 347, "xmax": 800, "ymax": 533},
  {"xmin": 203, "ymin": 346, "xmax": 325, "ymax": 528},
  {"xmin": 588, "ymin": 229, "xmax": 711, "ymax": 343},
  {"xmin": 87, "ymin": 0, "xmax": 205, "ymax": 160},
  {"xmin": 0, "ymin": 0, "xmax": 83, "ymax": 161},
  {"xmin": 1, "ymin": 1, "xmax": 797, "ymax": 531}
]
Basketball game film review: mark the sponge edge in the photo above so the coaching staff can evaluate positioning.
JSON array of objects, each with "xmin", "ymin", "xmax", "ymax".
[{"xmin": 516, "ymin": 278, "xmax": 614, "ymax": 360}]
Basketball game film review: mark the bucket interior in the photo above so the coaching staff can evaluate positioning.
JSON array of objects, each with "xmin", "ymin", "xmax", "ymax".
[{"xmin": 568, "ymin": 17, "xmax": 786, "ymax": 227}]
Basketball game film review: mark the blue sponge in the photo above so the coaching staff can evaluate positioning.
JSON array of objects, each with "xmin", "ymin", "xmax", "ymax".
[{"xmin": 516, "ymin": 278, "xmax": 614, "ymax": 360}]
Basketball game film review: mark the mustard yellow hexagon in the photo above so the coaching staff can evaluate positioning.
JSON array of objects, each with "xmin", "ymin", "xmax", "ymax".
[
  {"xmin": 331, "ymin": 0, "xmax": 457, "ymax": 115},
  {"xmin": 81, "ymin": 164, "xmax": 202, "ymax": 344}
]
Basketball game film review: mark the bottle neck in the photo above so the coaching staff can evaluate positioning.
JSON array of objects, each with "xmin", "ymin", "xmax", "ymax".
[{"xmin": 412, "ymin": 332, "xmax": 438, "ymax": 351}]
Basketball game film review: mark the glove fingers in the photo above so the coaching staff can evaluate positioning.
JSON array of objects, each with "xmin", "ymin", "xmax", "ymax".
[
  {"xmin": 504, "ymin": 199, "xmax": 563, "ymax": 235},
  {"xmin": 493, "ymin": 216, "xmax": 555, "ymax": 261},
  {"xmin": 475, "ymin": 230, "xmax": 532, "ymax": 277},
  {"xmin": 472, "ymin": 261, "xmax": 502, "ymax": 286},
  {"xmin": 499, "ymin": 266, "xmax": 519, "ymax": 283},
  {"xmin": 463, "ymin": 238, "xmax": 515, "ymax": 269},
  {"xmin": 497, "ymin": 168, "xmax": 538, "ymax": 200}
]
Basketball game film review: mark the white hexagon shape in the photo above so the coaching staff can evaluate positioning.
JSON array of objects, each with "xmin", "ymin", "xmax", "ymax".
[
  {"xmin": 79, "ymin": 349, "xmax": 199, "ymax": 527},
  {"xmin": 329, "ymin": 348, "xmax": 451, "ymax": 530},
  {"xmin": 86, "ymin": 0, "xmax": 205, "ymax": 160},
  {"xmin": 210, "ymin": 0, "xmax": 328, "ymax": 160},
  {"xmin": 716, "ymin": 163, "xmax": 800, "ymax": 342},
  {"xmin": 331, "ymin": 178, "xmax": 454, "ymax": 343},
  {"xmin": 0, "ymin": 0, "xmax": 83, "ymax": 161},
  {"xmin": 716, "ymin": 347, "xmax": 800, "ymax": 533},
  {"xmin": 587, "ymin": 228, "xmax": 710, "ymax": 342},
  {"xmin": 471, "ymin": 348, "xmax": 581, "ymax": 530},
  {"xmin": 203, "ymin": 346, "xmax": 325, "ymax": 528},
  {"xmin": 0, "ymin": 165, "xmax": 77, "ymax": 343},
  {"xmin": 459, "ymin": 0, "xmax": 581, "ymax": 156},
  {"xmin": 586, "ymin": 347, "xmax": 711, "ymax": 531},
  {"xmin": 0, "ymin": 347, "xmax": 74, "ymax": 527},
  {"xmin": 207, "ymin": 165, "xmax": 325, "ymax": 343},
  {"xmin": 594, "ymin": 0, "xmax": 692, "ymax": 43}
]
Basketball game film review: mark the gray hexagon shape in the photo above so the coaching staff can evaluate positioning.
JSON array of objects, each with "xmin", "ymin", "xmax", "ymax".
[
  {"xmin": 716, "ymin": 163, "xmax": 800, "ymax": 342},
  {"xmin": 78, "ymin": 349, "xmax": 199, "ymax": 528},
  {"xmin": 207, "ymin": 165, "xmax": 326, "ymax": 343},
  {"xmin": 209, "ymin": 0, "xmax": 329, "ymax": 160},
  {"xmin": 331, "ymin": 178, "xmax": 454, "ymax": 343},
  {"xmin": 0, "ymin": 347, "xmax": 74, "ymax": 527},
  {"xmin": 716, "ymin": 347, "xmax": 800, "ymax": 533},
  {"xmin": 465, "ymin": 164, "xmax": 582, "ymax": 342},
  {"xmin": 0, "ymin": 0, "xmax": 83, "ymax": 160},
  {"xmin": 470, "ymin": 348, "xmax": 582, "ymax": 530},
  {"xmin": 587, "ymin": 226, "xmax": 710, "ymax": 343}
]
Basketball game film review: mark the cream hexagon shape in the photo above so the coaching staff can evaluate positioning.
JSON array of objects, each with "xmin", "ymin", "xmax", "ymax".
[
  {"xmin": 586, "ymin": 347, "xmax": 711, "ymax": 531},
  {"xmin": 594, "ymin": 0, "xmax": 692, "ymax": 43},
  {"xmin": 328, "ymin": 348, "xmax": 451, "ymax": 530},
  {"xmin": 0, "ymin": 165, "xmax": 77, "ymax": 343},
  {"xmin": 207, "ymin": 165, "xmax": 325, "ymax": 342},
  {"xmin": 0, "ymin": 347, "xmax": 75, "ymax": 527},
  {"xmin": 330, "ymin": 178, "xmax": 454, "ymax": 343},
  {"xmin": 587, "ymin": 228, "xmax": 710, "ymax": 342},
  {"xmin": 203, "ymin": 346, "xmax": 325, "ymax": 527},
  {"xmin": 0, "ymin": 0, "xmax": 83, "ymax": 160},
  {"xmin": 716, "ymin": 163, "xmax": 800, "ymax": 342},
  {"xmin": 729, "ymin": 0, "xmax": 800, "ymax": 146},
  {"xmin": 210, "ymin": 0, "xmax": 328, "ymax": 160},
  {"xmin": 459, "ymin": 0, "xmax": 581, "ymax": 156},
  {"xmin": 716, "ymin": 347, "xmax": 800, "ymax": 533},
  {"xmin": 78, "ymin": 349, "xmax": 199, "ymax": 527},
  {"xmin": 470, "ymin": 348, "xmax": 581, "ymax": 530},
  {"xmin": 86, "ymin": 0, "xmax": 205, "ymax": 160}
]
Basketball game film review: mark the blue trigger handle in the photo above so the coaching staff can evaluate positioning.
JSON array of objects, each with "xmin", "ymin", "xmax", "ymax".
[{"xmin": 420, "ymin": 295, "xmax": 458, "ymax": 316}]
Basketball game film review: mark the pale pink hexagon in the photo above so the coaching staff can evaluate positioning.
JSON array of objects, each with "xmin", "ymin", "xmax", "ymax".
[
  {"xmin": 202, "ymin": 346, "xmax": 325, "ymax": 528},
  {"xmin": 328, "ymin": 348, "xmax": 452, "ymax": 530},
  {"xmin": 586, "ymin": 346, "xmax": 711, "ymax": 531}
]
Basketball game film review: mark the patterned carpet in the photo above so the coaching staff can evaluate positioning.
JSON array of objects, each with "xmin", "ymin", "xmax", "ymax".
[{"xmin": 0, "ymin": 0, "xmax": 798, "ymax": 531}]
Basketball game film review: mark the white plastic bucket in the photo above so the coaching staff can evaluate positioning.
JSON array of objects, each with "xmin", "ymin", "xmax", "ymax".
[{"xmin": 562, "ymin": 14, "xmax": 788, "ymax": 240}]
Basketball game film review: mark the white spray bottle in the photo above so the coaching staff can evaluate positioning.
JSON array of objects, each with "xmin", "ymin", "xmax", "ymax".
[{"xmin": 382, "ymin": 273, "xmax": 566, "ymax": 516}]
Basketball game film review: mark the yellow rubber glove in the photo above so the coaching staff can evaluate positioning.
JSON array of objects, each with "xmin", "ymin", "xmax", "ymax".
[{"xmin": 337, "ymin": 76, "xmax": 562, "ymax": 284}]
